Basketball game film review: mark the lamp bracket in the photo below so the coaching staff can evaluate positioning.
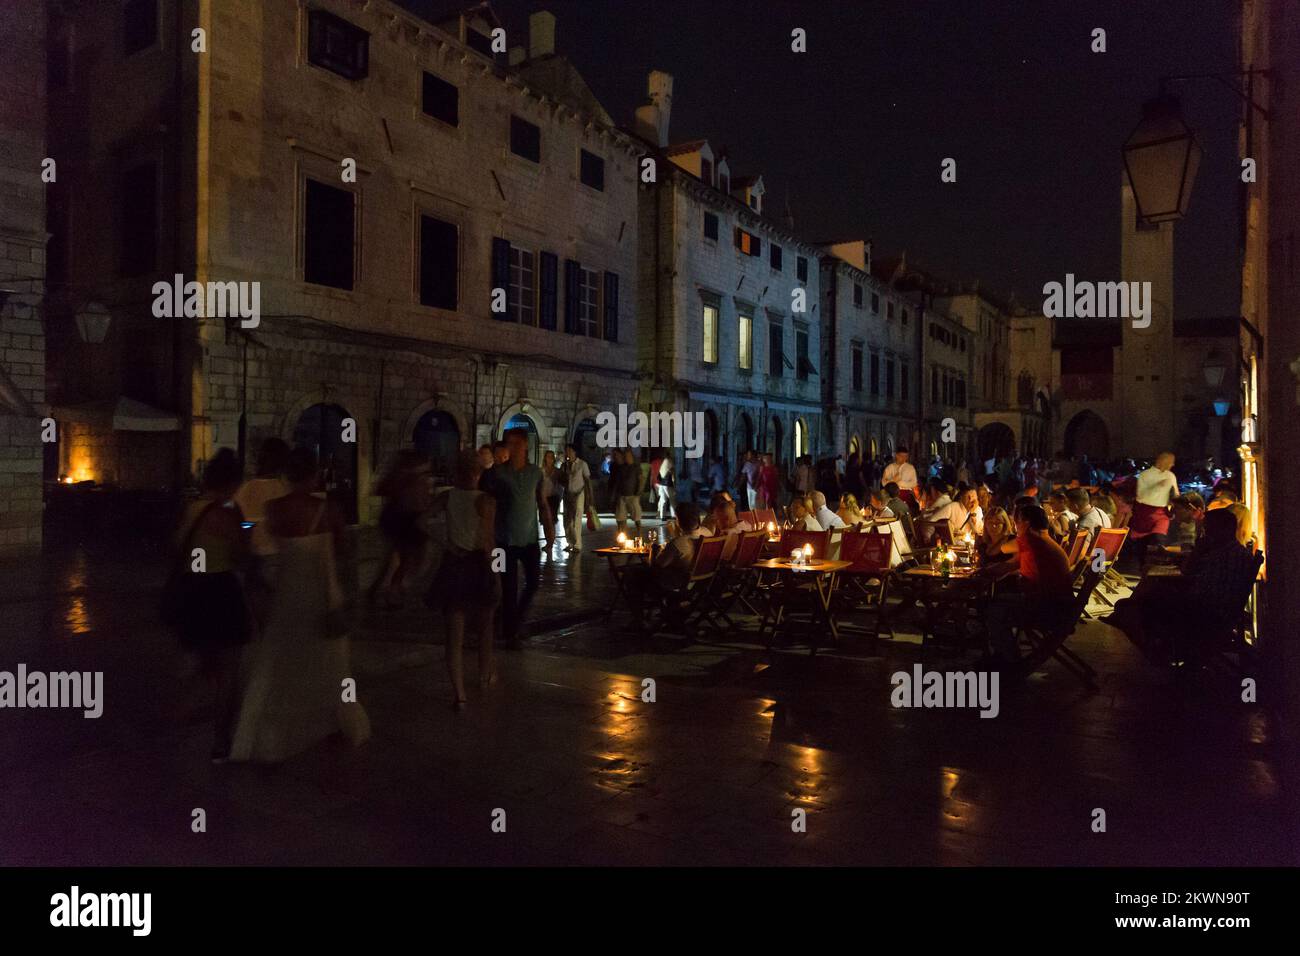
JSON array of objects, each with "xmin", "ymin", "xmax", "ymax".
[{"xmin": 1159, "ymin": 69, "xmax": 1273, "ymax": 120}]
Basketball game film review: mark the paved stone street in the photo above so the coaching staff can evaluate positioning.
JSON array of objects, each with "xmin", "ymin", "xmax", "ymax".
[{"xmin": 0, "ymin": 520, "xmax": 1289, "ymax": 866}]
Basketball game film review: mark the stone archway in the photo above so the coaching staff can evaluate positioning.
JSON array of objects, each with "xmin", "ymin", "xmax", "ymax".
[
  {"xmin": 1064, "ymin": 410, "xmax": 1110, "ymax": 460},
  {"xmin": 497, "ymin": 401, "xmax": 549, "ymax": 465},
  {"xmin": 977, "ymin": 421, "xmax": 1017, "ymax": 461},
  {"xmin": 280, "ymin": 387, "xmax": 371, "ymax": 524}
]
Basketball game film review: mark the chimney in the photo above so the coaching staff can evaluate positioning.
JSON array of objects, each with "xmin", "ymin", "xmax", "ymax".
[
  {"xmin": 647, "ymin": 70, "xmax": 672, "ymax": 147},
  {"xmin": 864, "ymin": 240, "xmax": 873, "ymax": 274},
  {"xmin": 528, "ymin": 11, "xmax": 556, "ymax": 58}
]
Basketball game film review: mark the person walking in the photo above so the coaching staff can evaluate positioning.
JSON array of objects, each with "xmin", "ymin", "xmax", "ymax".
[
  {"xmin": 741, "ymin": 450, "xmax": 761, "ymax": 511},
  {"xmin": 613, "ymin": 449, "xmax": 644, "ymax": 536},
  {"xmin": 368, "ymin": 450, "xmax": 434, "ymax": 608},
  {"xmin": 230, "ymin": 447, "xmax": 371, "ymax": 763},
  {"xmin": 168, "ymin": 448, "xmax": 250, "ymax": 763},
  {"xmin": 541, "ymin": 449, "xmax": 562, "ymax": 548},
  {"xmin": 655, "ymin": 454, "xmax": 677, "ymax": 521},
  {"xmin": 483, "ymin": 427, "xmax": 554, "ymax": 647},
  {"xmin": 426, "ymin": 450, "xmax": 500, "ymax": 709},
  {"xmin": 232, "ymin": 437, "xmax": 291, "ymax": 627},
  {"xmin": 560, "ymin": 444, "xmax": 591, "ymax": 552}
]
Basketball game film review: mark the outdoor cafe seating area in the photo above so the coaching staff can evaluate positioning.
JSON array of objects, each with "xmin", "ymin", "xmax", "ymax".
[{"xmin": 594, "ymin": 502, "xmax": 1262, "ymax": 690}]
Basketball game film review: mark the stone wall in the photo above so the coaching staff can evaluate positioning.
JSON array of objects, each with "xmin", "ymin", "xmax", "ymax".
[{"xmin": 0, "ymin": 0, "xmax": 47, "ymax": 552}]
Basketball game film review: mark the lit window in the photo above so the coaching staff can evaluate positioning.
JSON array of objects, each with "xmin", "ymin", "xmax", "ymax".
[
  {"xmin": 738, "ymin": 313, "xmax": 752, "ymax": 370},
  {"xmin": 703, "ymin": 297, "xmax": 719, "ymax": 364}
]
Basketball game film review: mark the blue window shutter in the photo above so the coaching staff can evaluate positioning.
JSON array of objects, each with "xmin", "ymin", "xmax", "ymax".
[
  {"xmin": 491, "ymin": 237, "xmax": 512, "ymax": 321},
  {"xmin": 538, "ymin": 252, "xmax": 558, "ymax": 330},
  {"xmin": 564, "ymin": 258, "xmax": 579, "ymax": 334},
  {"xmin": 602, "ymin": 271, "xmax": 618, "ymax": 342}
]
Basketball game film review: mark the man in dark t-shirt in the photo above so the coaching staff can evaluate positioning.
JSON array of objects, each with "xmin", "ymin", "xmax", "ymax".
[{"xmin": 482, "ymin": 429, "xmax": 553, "ymax": 647}]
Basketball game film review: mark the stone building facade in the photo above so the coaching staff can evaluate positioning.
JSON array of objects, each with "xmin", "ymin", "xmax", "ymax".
[
  {"xmin": 45, "ymin": 0, "xmax": 642, "ymax": 523},
  {"xmin": 0, "ymin": 0, "xmax": 47, "ymax": 552},
  {"xmin": 819, "ymin": 240, "xmax": 920, "ymax": 464},
  {"xmin": 634, "ymin": 71, "xmax": 825, "ymax": 481}
]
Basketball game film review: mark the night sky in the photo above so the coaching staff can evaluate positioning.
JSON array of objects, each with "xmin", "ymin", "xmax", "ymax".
[{"xmin": 400, "ymin": 0, "xmax": 1243, "ymax": 319}]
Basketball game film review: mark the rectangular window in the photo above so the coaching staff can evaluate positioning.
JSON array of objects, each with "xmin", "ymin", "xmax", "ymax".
[
  {"xmin": 870, "ymin": 353, "xmax": 880, "ymax": 396},
  {"xmin": 510, "ymin": 115, "xmax": 541, "ymax": 163},
  {"xmin": 703, "ymin": 211, "xmax": 719, "ymax": 241},
  {"xmin": 123, "ymin": 0, "xmax": 157, "ymax": 56},
  {"xmin": 796, "ymin": 256, "xmax": 808, "ymax": 282},
  {"xmin": 422, "ymin": 72, "xmax": 459, "ymax": 126},
  {"xmin": 580, "ymin": 149, "xmax": 605, "ymax": 191},
  {"xmin": 573, "ymin": 267, "xmax": 599, "ymax": 336},
  {"xmin": 770, "ymin": 243, "xmax": 783, "ymax": 272},
  {"xmin": 851, "ymin": 346, "xmax": 863, "ymax": 392},
  {"xmin": 419, "ymin": 214, "xmax": 458, "ymax": 310},
  {"xmin": 308, "ymin": 9, "xmax": 369, "ymax": 80},
  {"xmin": 304, "ymin": 178, "xmax": 355, "ymax": 290},
  {"xmin": 734, "ymin": 227, "xmax": 761, "ymax": 257},
  {"xmin": 602, "ymin": 271, "xmax": 619, "ymax": 342},
  {"xmin": 932, "ymin": 366, "xmax": 940, "ymax": 404},
  {"xmin": 901, "ymin": 363, "xmax": 909, "ymax": 400},
  {"xmin": 119, "ymin": 163, "xmax": 156, "ymax": 277},
  {"xmin": 901, "ymin": 308, "xmax": 909, "ymax": 326},
  {"xmin": 886, "ymin": 358, "xmax": 895, "ymax": 398},
  {"xmin": 768, "ymin": 321, "xmax": 784, "ymax": 377},
  {"xmin": 738, "ymin": 312, "xmax": 752, "ymax": 370},
  {"xmin": 853, "ymin": 283, "xmax": 863, "ymax": 308},
  {"xmin": 508, "ymin": 246, "xmax": 536, "ymax": 325},
  {"xmin": 795, "ymin": 327, "xmax": 810, "ymax": 381},
  {"xmin": 702, "ymin": 296, "xmax": 719, "ymax": 364},
  {"xmin": 887, "ymin": 301, "xmax": 895, "ymax": 321},
  {"xmin": 871, "ymin": 292, "xmax": 880, "ymax": 314}
]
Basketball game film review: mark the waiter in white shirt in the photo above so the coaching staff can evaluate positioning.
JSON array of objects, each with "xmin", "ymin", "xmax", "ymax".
[
  {"xmin": 1132, "ymin": 452, "xmax": 1177, "ymax": 547},
  {"xmin": 881, "ymin": 447, "xmax": 919, "ymax": 504}
]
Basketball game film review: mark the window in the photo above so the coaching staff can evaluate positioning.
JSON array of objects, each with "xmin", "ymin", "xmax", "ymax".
[
  {"xmin": 738, "ymin": 312, "xmax": 752, "ymax": 370},
  {"xmin": 510, "ymin": 116, "xmax": 541, "ymax": 163},
  {"xmin": 577, "ymin": 267, "xmax": 600, "ymax": 336},
  {"xmin": 795, "ymin": 326, "xmax": 811, "ymax": 381},
  {"xmin": 580, "ymin": 149, "xmax": 605, "ymax": 191},
  {"xmin": 508, "ymin": 246, "xmax": 536, "ymax": 325},
  {"xmin": 702, "ymin": 295, "xmax": 719, "ymax": 364},
  {"xmin": 422, "ymin": 72, "xmax": 459, "ymax": 126},
  {"xmin": 901, "ymin": 308, "xmax": 909, "ymax": 326},
  {"xmin": 123, "ymin": 0, "xmax": 157, "ymax": 56},
  {"xmin": 119, "ymin": 163, "xmax": 156, "ymax": 277},
  {"xmin": 701, "ymin": 157, "xmax": 714, "ymax": 186},
  {"xmin": 871, "ymin": 292, "xmax": 880, "ymax": 313},
  {"xmin": 887, "ymin": 302, "xmax": 895, "ymax": 321},
  {"xmin": 870, "ymin": 353, "xmax": 880, "ymax": 396},
  {"xmin": 304, "ymin": 178, "xmax": 355, "ymax": 290},
  {"xmin": 886, "ymin": 358, "xmax": 895, "ymax": 398},
  {"xmin": 419, "ymin": 215, "xmax": 458, "ymax": 310},
  {"xmin": 853, "ymin": 283, "xmax": 863, "ymax": 308},
  {"xmin": 931, "ymin": 366, "xmax": 940, "ymax": 404},
  {"xmin": 901, "ymin": 363, "xmax": 909, "ymax": 400},
  {"xmin": 308, "ymin": 9, "xmax": 369, "ymax": 80},
  {"xmin": 768, "ymin": 321, "xmax": 784, "ymax": 377},
  {"xmin": 734, "ymin": 227, "xmax": 761, "ymax": 257},
  {"xmin": 770, "ymin": 243, "xmax": 783, "ymax": 272},
  {"xmin": 703, "ymin": 211, "xmax": 719, "ymax": 242},
  {"xmin": 796, "ymin": 256, "xmax": 808, "ymax": 282},
  {"xmin": 851, "ymin": 345, "xmax": 863, "ymax": 392}
]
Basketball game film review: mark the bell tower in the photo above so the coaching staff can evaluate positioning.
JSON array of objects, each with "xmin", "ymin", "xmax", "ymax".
[{"xmin": 1119, "ymin": 175, "xmax": 1177, "ymax": 456}]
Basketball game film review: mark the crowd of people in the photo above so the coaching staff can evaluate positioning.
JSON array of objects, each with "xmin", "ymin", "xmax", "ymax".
[{"xmin": 167, "ymin": 434, "xmax": 1257, "ymax": 758}]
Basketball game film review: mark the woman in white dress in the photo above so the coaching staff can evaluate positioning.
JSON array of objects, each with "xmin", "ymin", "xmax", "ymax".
[{"xmin": 230, "ymin": 447, "xmax": 370, "ymax": 763}]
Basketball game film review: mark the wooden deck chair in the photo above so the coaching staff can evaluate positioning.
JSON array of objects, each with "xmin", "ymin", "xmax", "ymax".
[
  {"xmin": 677, "ymin": 535, "xmax": 729, "ymax": 633},
  {"xmin": 836, "ymin": 529, "xmax": 894, "ymax": 639},
  {"xmin": 781, "ymin": 529, "xmax": 833, "ymax": 560},
  {"xmin": 712, "ymin": 530, "xmax": 768, "ymax": 632},
  {"xmin": 1065, "ymin": 528, "xmax": 1090, "ymax": 575},
  {"xmin": 1091, "ymin": 527, "xmax": 1129, "ymax": 605},
  {"xmin": 1016, "ymin": 565, "xmax": 1104, "ymax": 689},
  {"xmin": 754, "ymin": 508, "xmax": 778, "ymax": 530}
]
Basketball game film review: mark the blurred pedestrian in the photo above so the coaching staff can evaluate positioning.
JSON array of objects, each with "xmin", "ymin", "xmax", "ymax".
[
  {"xmin": 168, "ymin": 448, "xmax": 250, "ymax": 763},
  {"xmin": 426, "ymin": 449, "xmax": 500, "ymax": 709},
  {"xmin": 369, "ymin": 450, "xmax": 433, "ymax": 608}
]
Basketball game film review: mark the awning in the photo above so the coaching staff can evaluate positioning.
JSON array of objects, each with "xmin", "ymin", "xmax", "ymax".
[{"xmin": 56, "ymin": 397, "xmax": 180, "ymax": 432}]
